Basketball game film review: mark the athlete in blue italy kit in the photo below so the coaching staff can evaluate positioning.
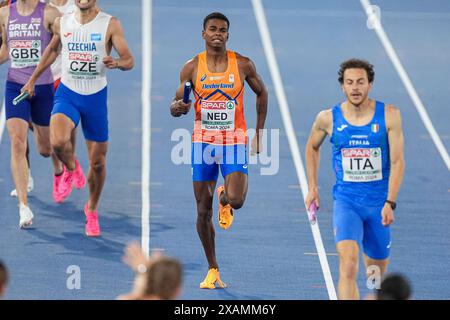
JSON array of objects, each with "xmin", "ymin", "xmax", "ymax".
[{"xmin": 305, "ymin": 59, "xmax": 405, "ymax": 300}]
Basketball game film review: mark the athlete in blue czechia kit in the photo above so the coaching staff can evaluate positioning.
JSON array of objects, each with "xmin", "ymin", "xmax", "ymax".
[{"xmin": 305, "ymin": 59, "xmax": 405, "ymax": 300}]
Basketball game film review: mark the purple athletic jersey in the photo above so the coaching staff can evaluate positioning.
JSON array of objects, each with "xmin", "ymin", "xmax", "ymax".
[{"xmin": 6, "ymin": 1, "xmax": 53, "ymax": 85}]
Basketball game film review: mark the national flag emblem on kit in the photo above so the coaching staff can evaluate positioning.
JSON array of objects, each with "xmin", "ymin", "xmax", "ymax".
[
  {"xmin": 371, "ymin": 123, "xmax": 379, "ymax": 133},
  {"xmin": 91, "ymin": 33, "xmax": 102, "ymax": 41}
]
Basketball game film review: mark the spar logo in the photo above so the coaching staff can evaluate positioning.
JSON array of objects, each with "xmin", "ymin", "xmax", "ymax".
[
  {"xmin": 69, "ymin": 53, "xmax": 99, "ymax": 62},
  {"xmin": 10, "ymin": 40, "xmax": 39, "ymax": 49},
  {"xmin": 371, "ymin": 148, "xmax": 381, "ymax": 157},
  {"xmin": 226, "ymin": 101, "xmax": 235, "ymax": 110},
  {"xmin": 201, "ymin": 100, "xmax": 227, "ymax": 110},
  {"xmin": 342, "ymin": 148, "xmax": 371, "ymax": 158},
  {"xmin": 69, "ymin": 52, "xmax": 92, "ymax": 62}
]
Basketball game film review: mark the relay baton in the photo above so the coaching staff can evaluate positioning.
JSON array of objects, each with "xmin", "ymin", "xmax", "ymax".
[
  {"xmin": 13, "ymin": 91, "xmax": 30, "ymax": 106},
  {"xmin": 183, "ymin": 81, "xmax": 191, "ymax": 103},
  {"xmin": 308, "ymin": 202, "xmax": 318, "ymax": 225}
]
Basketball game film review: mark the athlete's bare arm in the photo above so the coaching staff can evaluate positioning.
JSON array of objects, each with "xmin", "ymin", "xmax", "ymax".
[
  {"xmin": 0, "ymin": 6, "xmax": 9, "ymax": 65},
  {"xmin": 170, "ymin": 58, "xmax": 197, "ymax": 117},
  {"xmin": 21, "ymin": 17, "xmax": 62, "ymax": 96},
  {"xmin": 104, "ymin": 17, "xmax": 134, "ymax": 71},
  {"xmin": 305, "ymin": 109, "xmax": 333, "ymax": 209},
  {"xmin": 382, "ymin": 104, "xmax": 405, "ymax": 226},
  {"xmin": 237, "ymin": 54, "xmax": 268, "ymax": 154},
  {"xmin": 44, "ymin": 4, "xmax": 62, "ymax": 34}
]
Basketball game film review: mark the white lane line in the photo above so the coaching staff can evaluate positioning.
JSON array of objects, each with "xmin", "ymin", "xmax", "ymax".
[
  {"xmin": 304, "ymin": 252, "xmax": 339, "ymax": 257},
  {"xmin": 251, "ymin": 0, "xmax": 337, "ymax": 300},
  {"xmin": 141, "ymin": 0, "xmax": 152, "ymax": 257},
  {"xmin": 361, "ymin": 0, "xmax": 450, "ymax": 171}
]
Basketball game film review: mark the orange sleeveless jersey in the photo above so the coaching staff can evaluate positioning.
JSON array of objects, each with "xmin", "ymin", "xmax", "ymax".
[{"xmin": 192, "ymin": 50, "xmax": 247, "ymax": 145}]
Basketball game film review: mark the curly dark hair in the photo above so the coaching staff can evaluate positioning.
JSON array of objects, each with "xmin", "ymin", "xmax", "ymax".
[
  {"xmin": 338, "ymin": 59, "xmax": 375, "ymax": 84},
  {"xmin": 203, "ymin": 12, "xmax": 230, "ymax": 30}
]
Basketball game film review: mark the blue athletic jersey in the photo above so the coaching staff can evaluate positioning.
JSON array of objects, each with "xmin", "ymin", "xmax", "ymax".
[{"xmin": 330, "ymin": 101, "xmax": 390, "ymax": 206}]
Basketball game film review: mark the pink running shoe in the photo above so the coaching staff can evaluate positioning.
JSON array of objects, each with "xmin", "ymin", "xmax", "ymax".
[
  {"xmin": 84, "ymin": 203, "xmax": 101, "ymax": 237},
  {"xmin": 52, "ymin": 172, "xmax": 64, "ymax": 203},
  {"xmin": 58, "ymin": 166, "xmax": 74, "ymax": 202},
  {"xmin": 73, "ymin": 159, "xmax": 86, "ymax": 189}
]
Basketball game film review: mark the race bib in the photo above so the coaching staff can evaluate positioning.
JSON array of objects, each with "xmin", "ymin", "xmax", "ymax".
[
  {"xmin": 342, "ymin": 148, "xmax": 382, "ymax": 182},
  {"xmin": 68, "ymin": 51, "xmax": 100, "ymax": 80},
  {"xmin": 10, "ymin": 40, "xmax": 41, "ymax": 68},
  {"xmin": 201, "ymin": 100, "xmax": 235, "ymax": 131}
]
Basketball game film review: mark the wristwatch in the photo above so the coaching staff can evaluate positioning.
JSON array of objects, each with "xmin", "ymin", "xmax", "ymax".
[
  {"xmin": 385, "ymin": 200, "xmax": 397, "ymax": 210},
  {"xmin": 136, "ymin": 264, "xmax": 148, "ymax": 274}
]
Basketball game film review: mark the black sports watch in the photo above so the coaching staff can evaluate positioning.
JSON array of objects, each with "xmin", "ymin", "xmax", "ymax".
[{"xmin": 385, "ymin": 200, "xmax": 397, "ymax": 210}]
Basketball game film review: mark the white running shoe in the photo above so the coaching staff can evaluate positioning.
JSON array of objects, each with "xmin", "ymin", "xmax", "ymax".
[
  {"xmin": 10, "ymin": 172, "xmax": 34, "ymax": 197},
  {"xmin": 19, "ymin": 203, "xmax": 34, "ymax": 228}
]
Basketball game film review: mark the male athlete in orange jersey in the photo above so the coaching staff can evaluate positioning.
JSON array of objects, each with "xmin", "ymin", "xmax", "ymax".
[{"xmin": 171, "ymin": 12, "xmax": 268, "ymax": 289}]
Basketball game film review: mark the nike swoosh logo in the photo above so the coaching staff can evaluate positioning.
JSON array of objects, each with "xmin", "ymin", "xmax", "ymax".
[
  {"xmin": 337, "ymin": 124, "xmax": 348, "ymax": 132},
  {"xmin": 243, "ymin": 165, "xmax": 248, "ymax": 169},
  {"xmin": 64, "ymin": 32, "xmax": 72, "ymax": 38},
  {"xmin": 387, "ymin": 241, "xmax": 392, "ymax": 249},
  {"xmin": 10, "ymin": 19, "xmax": 19, "ymax": 24}
]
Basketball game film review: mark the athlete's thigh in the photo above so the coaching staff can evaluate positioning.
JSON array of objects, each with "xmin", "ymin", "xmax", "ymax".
[
  {"xmin": 221, "ymin": 143, "xmax": 248, "ymax": 198},
  {"xmin": 50, "ymin": 113, "xmax": 76, "ymax": 144},
  {"xmin": 30, "ymin": 83, "xmax": 54, "ymax": 127},
  {"xmin": 333, "ymin": 199, "xmax": 364, "ymax": 247},
  {"xmin": 362, "ymin": 205, "xmax": 391, "ymax": 260},
  {"xmin": 80, "ymin": 87, "xmax": 108, "ymax": 143},
  {"xmin": 192, "ymin": 142, "xmax": 220, "ymax": 184},
  {"xmin": 5, "ymin": 81, "xmax": 31, "ymax": 124},
  {"xmin": 224, "ymin": 171, "xmax": 248, "ymax": 200}
]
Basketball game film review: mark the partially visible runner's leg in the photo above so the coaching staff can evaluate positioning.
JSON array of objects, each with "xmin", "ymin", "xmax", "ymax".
[
  {"xmin": 217, "ymin": 144, "xmax": 249, "ymax": 230},
  {"xmin": 84, "ymin": 140, "xmax": 108, "ymax": 237},
  {"xmin": 195, "ymin": 181, "xmax": 226, "ymax": 289}
]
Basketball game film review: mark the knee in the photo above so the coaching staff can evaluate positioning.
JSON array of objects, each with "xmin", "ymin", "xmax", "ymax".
[
  {"xmin": 51, "ymin": 137, "xmax": 69, "ymax": 153},
  {"xmin": 197, "ymin": 211, "xmax": 212, "ymax": 225},
  {"xmin": 37, "ymin": 145, "xmax": 52, "ymax": 158},
  {"xmin": 90, "ymin": 159, "xmax": 105, "ymax": 174},
  {"xmin": 39, "ymin": 151, "xmax": 51, "ymax": 158},
  {"xmin": 227, "ymin": 193, "xmax": 245, "ymax": 209},
  {"xmin": 196, "ymin": 202, "xmax": 213, "ymax": 222},
  {"xmin": 366, "ymin": 262, "xmax": 386, "ymax": 279},
  {"xmin": 10, "ymin": 136, "xmax": 27, "ymax": 155},
  {"xmin": 340, "ymin": 256, "xmax": 359, "ymax": 280}
]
